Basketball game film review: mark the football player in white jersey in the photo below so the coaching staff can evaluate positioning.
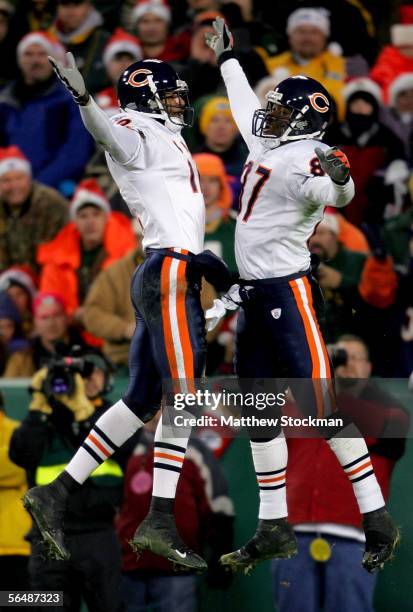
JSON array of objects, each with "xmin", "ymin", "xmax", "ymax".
[
  {"xmin": 206, "ymin": 18, "xmax": 399, "ymax": 575},
  {"xmin": 22, "ymin": 53, "xmax": 233, "ymax": 572}
]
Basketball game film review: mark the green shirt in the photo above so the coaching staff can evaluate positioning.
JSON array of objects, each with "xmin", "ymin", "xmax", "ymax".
[
  {"xmin": 321, "ymin": 246, "xmax": 366, "ymax": 342},
  {"xmin": 204, "ymin": 217, "xmax": 237, "ymax": 273}
]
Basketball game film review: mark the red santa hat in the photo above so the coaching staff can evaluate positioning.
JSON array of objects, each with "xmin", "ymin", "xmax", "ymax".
[
  {"xmin": 0, "ymin": 146, "xmax": 31, "ymax": 178},
  {"xmin": 17, "ymin": 31, "xmax": 66, "ymax": 62},
  {"xmin": 71, "ymin": 179, "xmax": 110, "ymax": 218},
  {"xmin": 0, "ymin": 266, "xmax": 37, "ymax": 300},
  {"xmin": 132, "ymin": 0, "xmax": 171, "ymax": 25},
  {"xmin": 33, "ymin": 292, "xmax": 66, "ymax": 317},
  {"xmin": 103, "ymin": 28, "xmax": 142, "ymax": 67},
  {"xmin": 391, "ymin": 5, "xmax": 413, "ymax": 47}
]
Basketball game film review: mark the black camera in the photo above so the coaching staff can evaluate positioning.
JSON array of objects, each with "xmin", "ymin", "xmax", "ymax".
[
  {"xmin": 328, "ymin": 345, "xmax": 348, "ymax": 369},
  {"xmin": 42, "ymin": 344, "xmax": 114, "ymax": 398},
  {"xmin": 43, "ymin": 352, "xmax": 94, "ymax": 397}
]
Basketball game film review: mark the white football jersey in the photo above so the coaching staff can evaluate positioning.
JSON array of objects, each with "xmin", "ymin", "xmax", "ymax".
[
  {"xmin": 221, "ymin": 59, "xmax": 355, "ymax": 280},
  {"xmin": 81, "ymin": 101, "xmax": 205, "ymax": 254}
]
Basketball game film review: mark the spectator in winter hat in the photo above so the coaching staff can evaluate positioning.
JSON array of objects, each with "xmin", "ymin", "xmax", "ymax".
[
  {"xmin": 0, "ymin": 146, "xmax": 69, "ymax": 273},
  {"xmin": 322, "ymin": 208, "xmax": 369, "ymax": 255},
  {"xmin": 131, "ymin": 0, "xmax": 190, "ymax": 63},
  {"xmin": 384, "ymin": 73, "xmax": 413, "ymax": 163},
  {"xmin": 3, "ymin": 290, "xmax": 93, "ymax": 378},
  {"xmin": 37, "ymin": 179, "xmax": 136, "ymax": 342},
  {"xmin": 370, "ymin": 4, "xmax": 413, "ymax": 103},
  {"xmin": 0, "ymin": 265, "xmax": 38, "ymax": 336},
  {"xmin": 96, "ymin": 28, "xmax": 142, "ymax": 116},
  {"xmin": 0, "ymin": 32, "xmax": 94, "ymax": 191},
  {"xmin": 261, "ymin": 7, "xmax": 346, "ymax": 119},
  {"xmin": 195, "ymin": 96, "xmax": 247, "ymax": 207},
  {"xmin": 326, "ymin": 78, "xmax": 407, "ymax": 226},
  {"xmin": 196, "ymin": 96, "xmax": 246, "ymax": 180}
]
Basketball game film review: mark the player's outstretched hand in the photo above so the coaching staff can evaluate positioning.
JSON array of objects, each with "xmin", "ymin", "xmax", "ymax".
[
  {"xmin": 314, "ymin": 146, "xmax": 350, "ymax": 185},
  {"xmin": 205, "ymin": 17, "xmax": 234, "ymax": 60},
  {"xmin": 48, "ymin": 51, "xmax": 89, "ymax": 106}
]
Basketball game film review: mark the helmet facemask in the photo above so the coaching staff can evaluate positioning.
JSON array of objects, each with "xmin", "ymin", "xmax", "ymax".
[
  {"xmin": 148, "ymin": 78, "xmax": 194, "ymax": 128},
  {"xmin": 253, "ymin": 100, "xmax": 295, "ymax": 139},
  {"xmin": 252, "ymin": 89, "xmax": 325, "ymax": 144}
]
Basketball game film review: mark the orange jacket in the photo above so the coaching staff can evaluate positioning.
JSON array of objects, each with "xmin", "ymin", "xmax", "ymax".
[
  {"xmin": 37, "ymin": 212, "xmax": 136, "ymax": 315},
  {"xmin": 359, "ymin": 255, "xmax": 398, "ymax": 309},
  {"xmin": 338, "ymin": 215, "xmax": 370, "ymax": 254},
  {"xmin": 370, "ymin": 45, "xmax": 413, "ymax": 103}
]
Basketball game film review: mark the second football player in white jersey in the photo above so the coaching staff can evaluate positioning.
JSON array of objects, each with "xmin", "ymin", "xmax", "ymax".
[{"xmin": 206, "ymin": 17, "xmax": 399, "ymax": 576}]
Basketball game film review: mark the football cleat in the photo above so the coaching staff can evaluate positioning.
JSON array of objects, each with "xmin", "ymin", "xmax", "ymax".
[
  {"xmin": 129, "ymin": 511, "xmax": 207, "ymax": 572},
  {"xmin": 220, "ymin": 518, "xmax": 298, "ymax": 575},
  {"xmin": 23, "ymin": 483, "xmax": 70, "ymax": 561},
  {"xmin": 362, "ymin": 507, "xmax": 400, "ymax": 573}
]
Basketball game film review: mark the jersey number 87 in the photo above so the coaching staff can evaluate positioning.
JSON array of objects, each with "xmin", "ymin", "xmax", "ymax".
[{"xmin": 238, "ymin": 161, "xmax": 272, "ymax": 222}]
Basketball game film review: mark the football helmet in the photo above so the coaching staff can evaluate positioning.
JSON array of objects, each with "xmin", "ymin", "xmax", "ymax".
[
  {"xmin": 117, "ymin": 59, "xmax": 194, "ymax": 127},
  {"xmin": 252, "ymin": 75, "xmax": 333, "ymax": 144}
]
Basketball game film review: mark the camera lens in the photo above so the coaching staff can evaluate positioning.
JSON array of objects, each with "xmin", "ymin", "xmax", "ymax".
[{"xmin": 51, "ymin": 375, "xmax": 70, "ymax": 395}]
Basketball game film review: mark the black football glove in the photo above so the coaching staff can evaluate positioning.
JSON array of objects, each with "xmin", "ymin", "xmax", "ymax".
[{"xmin": 192, "ymin": 250, "xmax": 237, "ymax": 292}]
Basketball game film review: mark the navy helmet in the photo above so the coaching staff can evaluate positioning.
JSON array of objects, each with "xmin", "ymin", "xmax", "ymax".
[
  {"xmin": 117, "ymin": 59, "xmax": 194, "ymax": 127},
  {"xmin": 252, "ymin": 75, "xmax": 333, "ymax": 143}
]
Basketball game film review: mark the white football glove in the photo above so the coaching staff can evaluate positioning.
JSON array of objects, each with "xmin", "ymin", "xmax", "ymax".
[
  {"xmin": 205, "ymin": 284, "xmax": 251, "ymax": 332},
  {"xmin": 48, "ymin": 51, "xmax": 89, "ymax": 105},
  {"xmin": 205, "ymin": 17, "xmax": 234, "ymax": 60}
]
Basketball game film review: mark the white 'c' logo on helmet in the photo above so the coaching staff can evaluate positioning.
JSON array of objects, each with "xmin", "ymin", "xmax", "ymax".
[
  {"xmin": 309, "ymin": 92, "xmax": 330, "ymax": 113},
  {"xmin": 127, "ymin": 69, "xmax": 153, "ymax": 88}
]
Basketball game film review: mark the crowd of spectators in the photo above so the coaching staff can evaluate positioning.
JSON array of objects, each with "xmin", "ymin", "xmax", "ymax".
[
  {"xmin": 0, "ymin": 0, "xmax": 413, "ymax": 610},
  {"xmin": 0, "ymin": 0, "xmax": 412, "ymax": 379}
]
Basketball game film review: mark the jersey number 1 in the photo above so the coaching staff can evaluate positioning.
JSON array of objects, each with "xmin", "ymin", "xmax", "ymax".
[{"xmin": 239, "ymin": 163, "xmax": 272, "ymax": 222}]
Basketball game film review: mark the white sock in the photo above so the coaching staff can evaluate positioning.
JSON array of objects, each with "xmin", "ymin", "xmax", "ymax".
[
  {"xmin": 327, "ymin": 433, "xmax": 384, "ymax": 514},
  {"xmin": 250, "ymin": 435, "xmax": 288, "ymax": 520},
  {"xmin": 65, "ymin": 399, "xmax": 143, "ymax": 484},
  {"xmin": 152, "ymin": 413, "xmax": 191, "ymax": 499}
]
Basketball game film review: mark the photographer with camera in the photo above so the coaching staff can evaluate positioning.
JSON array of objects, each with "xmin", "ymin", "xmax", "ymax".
[
  {"xmin": 9, "ymin": 348, "xmax": 126, "ymax": 612},
  {"xmin": 309, "ymin": 211, "xmax": 398, "ymax": 373},
  {"xmin": 272, "ymin": 334, "xmax": 409, "ymax": 612}
]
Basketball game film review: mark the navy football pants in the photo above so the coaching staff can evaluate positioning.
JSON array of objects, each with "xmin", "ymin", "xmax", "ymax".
[
  {"xmin": 236, "ymin": 270, "xmax": 334, "ymax": 420},
  {"xmin": 122, "ymin": 248, "xmax": 207, "ymax": 421}
]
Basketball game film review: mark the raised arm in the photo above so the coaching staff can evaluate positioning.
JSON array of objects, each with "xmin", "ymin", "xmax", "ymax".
[
  {"xmin": 48, "ymin": 52, "xmax": 139, "ymax": 164},
  {"xmin": 79, "ymin": 99, "xmax": 139, "ymax": 164},
  {"xmin": 205, "ymin": 17, "xmax": 260, "ymax": 151}
]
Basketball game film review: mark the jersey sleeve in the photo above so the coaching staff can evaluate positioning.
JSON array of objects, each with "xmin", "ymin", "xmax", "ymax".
[
  {"xmin": 287, "ymin": 143, "xmax": 355, "ymax": 208},
  {"xmin": 79, "ymin": 97, "xmax": 140, "ymax": 164},
  {"xmin": 220, "ymin": 56, "xmax": 261, "ymax": 152}
]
